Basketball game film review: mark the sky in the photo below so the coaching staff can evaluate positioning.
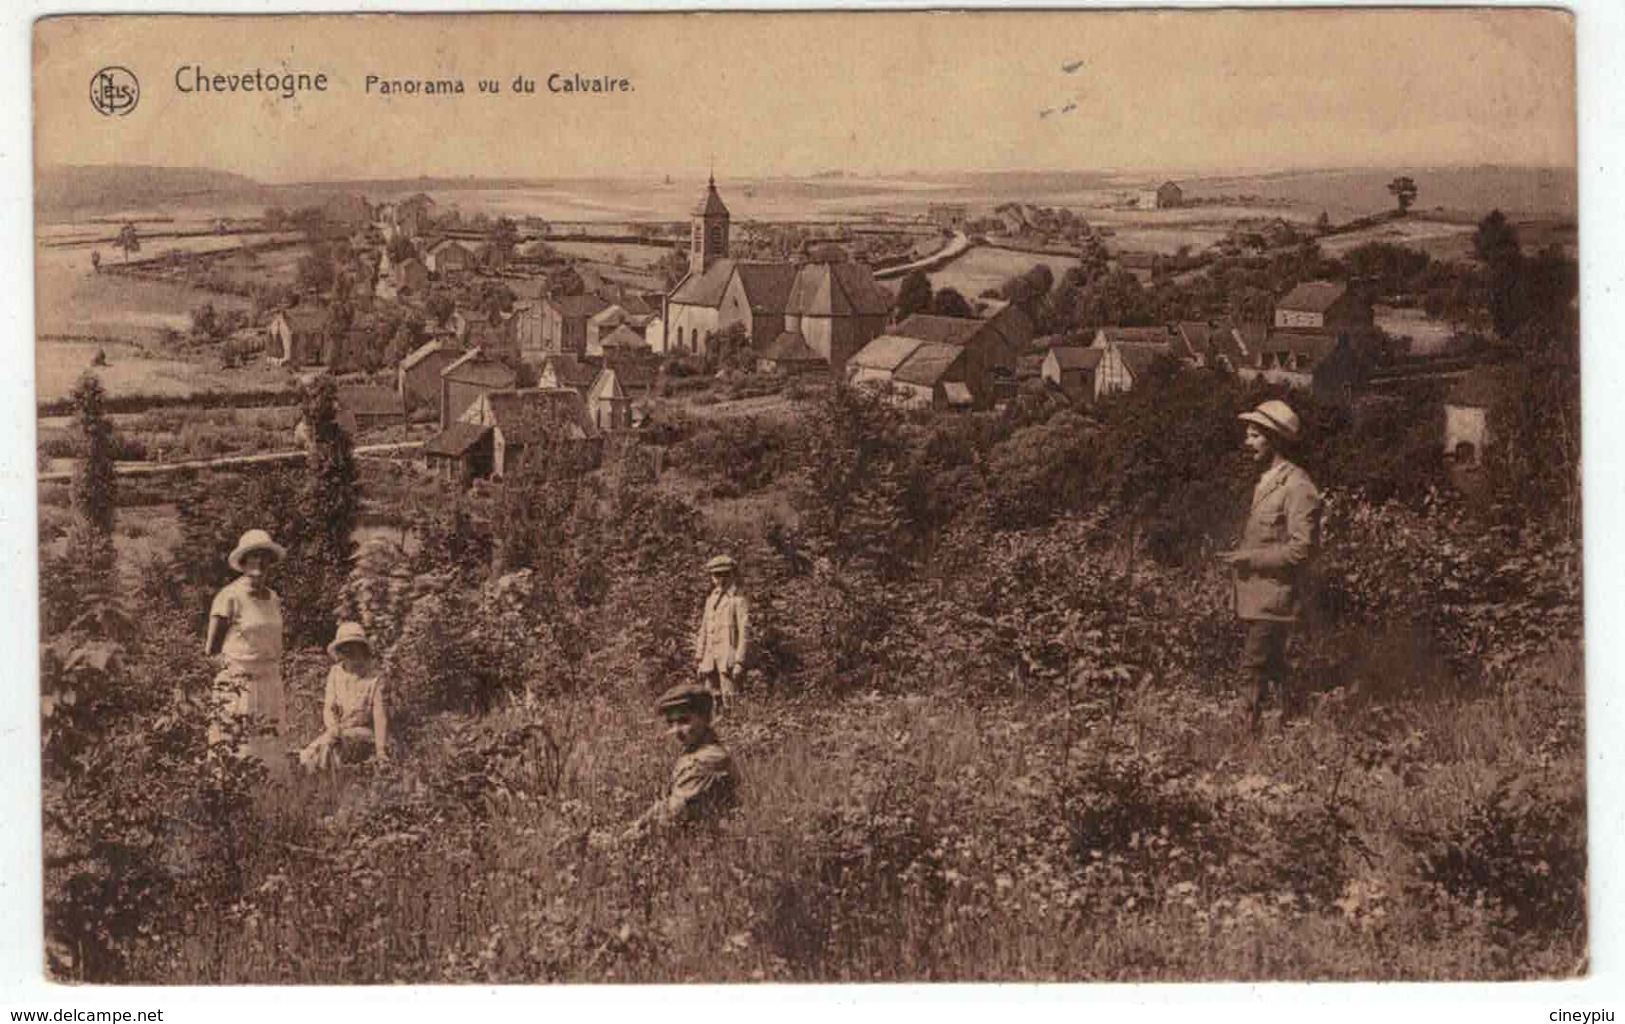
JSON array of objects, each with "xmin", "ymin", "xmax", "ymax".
[{"xmin": 32, "ymin": 9, "xmax": 1575, "ymax": 183}]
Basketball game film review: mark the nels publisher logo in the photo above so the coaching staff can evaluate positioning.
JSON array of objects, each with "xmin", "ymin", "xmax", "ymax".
[{"xmin": 89, "ymin": 66, "xmax": 139, "ymax": 116}]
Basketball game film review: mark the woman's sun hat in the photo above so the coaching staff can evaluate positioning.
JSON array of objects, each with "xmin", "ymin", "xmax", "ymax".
[
  {"xmin": 326, "ymin": 621, "xmax": 374, "ymax": 660},
  {"xmin": 228, "ymin": 529, "xmax": 287, "ymax": 573}
]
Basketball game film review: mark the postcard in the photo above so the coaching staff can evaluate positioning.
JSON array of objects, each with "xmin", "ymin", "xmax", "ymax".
[{"xmin": 30, "ymin": 9, "xmax": 1581, "ymax": 986}]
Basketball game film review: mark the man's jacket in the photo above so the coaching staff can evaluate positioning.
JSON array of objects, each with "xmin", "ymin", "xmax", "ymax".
[
  {"xmin": 1234, "ymin": 459, "xmax": 1322, "ymax": 622},
  {"xmin": 695, "ymin": 587, "xmax": 750, "ymax": 674}
]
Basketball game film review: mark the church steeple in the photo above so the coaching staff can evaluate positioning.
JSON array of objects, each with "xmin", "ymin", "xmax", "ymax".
[{"xmin": 691, "ymin": 174, "xmax": 730, "ymax": 272}]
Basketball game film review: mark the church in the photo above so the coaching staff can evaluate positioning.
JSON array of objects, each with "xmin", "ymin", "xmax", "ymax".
[{"xmin": 662, "ymin": 177, "xmax": 893, "ymax": 373}]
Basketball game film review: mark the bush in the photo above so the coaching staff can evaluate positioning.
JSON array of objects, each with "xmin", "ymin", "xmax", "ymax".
[{"xmin": 1417, "ymin": 775, "xmax": 1585, "ymax": 938}]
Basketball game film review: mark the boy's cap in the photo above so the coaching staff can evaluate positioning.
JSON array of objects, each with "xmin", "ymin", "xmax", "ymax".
[
  {"xmin": 705, "ymin": 554, "xmax": 737, "ymax": 574},
  {"xmin": 655, "ymin": 682, "xmax": 714, "ymax": 717}
]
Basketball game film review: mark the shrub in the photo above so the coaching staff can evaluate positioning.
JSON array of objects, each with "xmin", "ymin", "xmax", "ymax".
[{"xmin": 1417, "ymin": 775, "xmax": 1585, "ymax": 938}]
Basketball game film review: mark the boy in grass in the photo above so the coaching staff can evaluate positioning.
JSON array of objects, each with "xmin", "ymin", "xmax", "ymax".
[{"xmin": 619, "ymin": 682, "xmax": 739, "ymax": 843}]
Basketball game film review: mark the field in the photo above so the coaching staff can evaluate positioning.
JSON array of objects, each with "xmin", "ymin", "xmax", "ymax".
[
  {"xmin": 34, "ymin": 340, "xmax": 293, "ymax": 406},
  {"xmin": 547, "ymin": 240, "xmax": 675, "ymax": 269},
  {"xmin": 1318, "ymin": 217, "xmax": 1480, "ymax": 262},
  {"xmin": 928, "ymin": 246, "xmax": 1080, "ymax": 298},
  {"xmin": 1373, "ymin": 307, "xmax": 1457, "ymax": 356}
]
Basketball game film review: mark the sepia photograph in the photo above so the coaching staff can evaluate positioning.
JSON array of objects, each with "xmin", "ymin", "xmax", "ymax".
[{"xmin": 25, "ymin": 7, "xmax": 1587, "ymax": 989}]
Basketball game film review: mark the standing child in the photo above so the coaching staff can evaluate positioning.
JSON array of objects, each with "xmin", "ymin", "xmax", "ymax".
[{"xmin": 299, "ymin": 622, "xmax": 391, "ymax": 771}]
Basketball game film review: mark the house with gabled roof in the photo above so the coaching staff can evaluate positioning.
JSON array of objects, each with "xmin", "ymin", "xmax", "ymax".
[
  {"xmin": 894, "ymin": 312, "xmax": 1017, "ymax": 386},
  {"xmin": 586, "ymin": 367, "xmax": 636, "ymax": 434},
  {"xmin": 541, "ymin": 293, "xmax": 612, "ymax": 357},
  {"xmin": 421, "ymin": 422, "xmax": 493, "ymax": 485},
  {"xmin": 538, "ymin": 353, "xmax": 600, "ymax": 392},
  {"xmin": 1041, "ymin": 346, "xmax": 1104, "ymax": 403},
  {"xmin": 425, "ymin": 238, "xmax": 474, "ymax": 276},
  {"xmin": 757, "ymin": 329, "xmax": 828, "ymax": 376},
  {"xmin": 439, "ymin": 347, "xmax": 518, "ymax": 430},
  {"xmin": 1274, "ymin": 280, "xmax": 1373, "ymax": 333},
  {"xmin": 267, "ymin": 306, "xmax": 328, "ymax": 367},
  {"xmin": 1090, "ymin": 327, "xmax": 1176, "ymax": 396},
  {"xmin": 597, "ymin": 323, "xmax": 650, "ymax": 358},
  {"xmin": 848, "ymin": 335, "xmax": 977, "ymax": 410},
  {"xmin": 459, "ymin": 387, "xmax": 600, "ymax": 479},
  {"xmin": 398, "ymin": 338, "xmax": 462, "ymax": 415}
]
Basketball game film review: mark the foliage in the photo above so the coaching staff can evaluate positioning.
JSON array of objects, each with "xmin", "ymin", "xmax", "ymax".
[
  {"xmin": 894, "ymin": 270, "xmax": 932, "ymax": 322},
  {"xmin": 293, "ymin": 375, "xmax": 361, "ymax": 644},
  {"xmin": 930, "ymin": 287, "xmax": 974, "ymax": 319},
  {"xmin": 68, "ymin": 372, "xmax": 117, "ymax": 537}
]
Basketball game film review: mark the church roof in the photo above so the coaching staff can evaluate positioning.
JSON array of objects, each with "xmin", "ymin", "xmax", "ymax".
[
  {"xmin": 735, "ymin": 263, "xmax": 800, "ymax": 313},
  {"xmin": 668, "ymin": 259, "xmax": 736, "ymax": 307},
  {"xmin": 785, "ymin": 261, "xmax": 893, "ymax": 318}
]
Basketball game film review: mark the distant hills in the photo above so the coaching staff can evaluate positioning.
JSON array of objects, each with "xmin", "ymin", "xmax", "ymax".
[
  {"xmin": 36, "ymin": 164, "xmax": 266, "ymax": 217},
  {"xmin": 36, "ymin": 163, "xmax": 1579, "ymax": 222}
]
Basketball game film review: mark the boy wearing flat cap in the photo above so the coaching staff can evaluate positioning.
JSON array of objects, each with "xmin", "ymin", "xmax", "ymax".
[
  {"xmin": 1218, "ymin": 400, "xmax": 1322, "ymax": 728},
  {"xmin": 622, "ymin": 682, "xmax": 739, "ymax": 841},
  {"xmin": 694, "ymin": 553, "xmax": 750, "ymax": 710}
]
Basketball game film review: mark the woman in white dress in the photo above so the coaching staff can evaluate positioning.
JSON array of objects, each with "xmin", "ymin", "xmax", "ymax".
[{"xmin": 205, "ymin": 529, "xmax": 287, "ymax": 761}]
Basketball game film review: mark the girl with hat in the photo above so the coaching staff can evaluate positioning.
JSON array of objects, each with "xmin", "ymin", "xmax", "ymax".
[
  {"xmin": 298, "ymin": 622, "xmax": 391, "ymax": 771},
  {"xmin": 205, "ymin": 529, "xmax": 289, "ymax": 761}
]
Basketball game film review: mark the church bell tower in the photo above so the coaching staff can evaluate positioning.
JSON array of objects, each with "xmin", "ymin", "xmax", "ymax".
[{"xmin": 691, "ymin": 174, "xmax": 730, "ymax": 273}]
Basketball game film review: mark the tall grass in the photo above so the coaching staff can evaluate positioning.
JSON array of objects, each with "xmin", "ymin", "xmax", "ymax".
[{"xmin": 136, "ymin": 632, "xmax": 1584, "ymax": 983}]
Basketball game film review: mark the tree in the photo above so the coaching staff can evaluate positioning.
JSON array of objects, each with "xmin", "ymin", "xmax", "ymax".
[
  {"xmin": 894, "ymin": 270, "xmax": 932, "ymax": 322},
  {"xmin": 552, "ymin": 266, "xmax": 586, "ymax": 297},
  {"xmin": 69, "ymin": 372, "xmax": 116, "ymax": 538},
  {"xmin": 115, "ymin": 224, "xmax": 140, "ymax": 262},
  {"xmin": 288, "ymin": 375, "xmax": 360, "ymax": 644},
  {"xmin": 425, "ymin": 288, "xmax": 456, "ymax": 327},
  {"xmin": 89, "ymin": 250, "xmax": 101, "ymax": 274},
  {"xmin": 386, "ymin": 234, "xmax": 418, "ymax": 264},
  {"xmin": 1387, "ymin": 176, "xmax": 1419, "ymax": 216},
  {"xmin": 930, "ymin": 287, "xmax": 975, "ymax": 318},
  {"xmin": 190, "ymin": 303, "xmax": 225, "ymax": 344},
  {"xmin": 296, "ymin": 247, "xmax": 336, "ymax": 294},
  {"xmin": 264, "ymin": 206, "xmax": 289, "ymax": 231},
  {"xmin": 1315, "ymin": 211, "xmax": 1332, "ymax": 234}
]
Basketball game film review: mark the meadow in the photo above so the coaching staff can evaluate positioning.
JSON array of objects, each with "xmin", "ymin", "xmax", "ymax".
[
  {"xmin": 34, "ymin": 339, "xmax": 291, "ymax": 406},
  {"xmin": 928, "ymin": 246, "xmax": 1081, "ymax": 299},
  {"xmin": 40, "ymin": 369, "xmax": 1585, "ymax": 984}
]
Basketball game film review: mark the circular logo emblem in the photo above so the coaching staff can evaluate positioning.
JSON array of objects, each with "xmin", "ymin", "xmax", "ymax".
[{"xmin": 89, "ymin": 67, "xmax": 139, "ymax": 117}]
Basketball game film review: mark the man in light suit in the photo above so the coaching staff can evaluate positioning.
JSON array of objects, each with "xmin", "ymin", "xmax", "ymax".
[
  {"xmin": 695, "ymin": 553, "xmax": 750, "ymax": 710},
  {"xmin": 1219, "ymin": 400, "xmax": 1322, "ymax": 728}
]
